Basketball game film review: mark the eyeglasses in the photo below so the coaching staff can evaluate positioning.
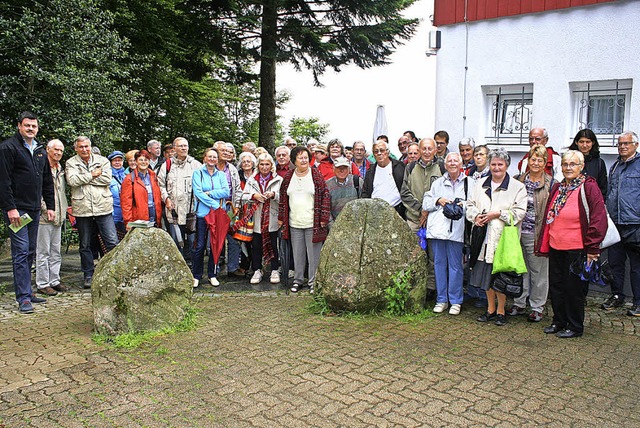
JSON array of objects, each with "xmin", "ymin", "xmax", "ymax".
[
  {"xmin": 528, "ymin": 137, "xmax": 546, "ymax": 142},
  {"xmin": 561, "ymin": 162, "xmax": 582, "ymax": 169},
  {"xmin": 618, "ymin": 141, "xmax": 637, "ymax": 147},
  {"xmin": 373, "ymin": 149, "xmax": 387, "ymax": 154}
]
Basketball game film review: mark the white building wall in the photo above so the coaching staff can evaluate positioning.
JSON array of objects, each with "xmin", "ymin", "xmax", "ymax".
[{"xmin": 434, "ymin": 0, "xmax": 640, "ymax": 171}]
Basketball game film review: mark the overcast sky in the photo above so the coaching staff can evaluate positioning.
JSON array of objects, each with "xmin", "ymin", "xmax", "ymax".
[{"xmin": 276, "ymin": 0, "xmax": 436, "ymax": 157}]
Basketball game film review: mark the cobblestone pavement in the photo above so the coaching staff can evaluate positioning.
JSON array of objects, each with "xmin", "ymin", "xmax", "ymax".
[{"xmin": 1, "ymin": 250, "xmax": 639, "ymax": 427}]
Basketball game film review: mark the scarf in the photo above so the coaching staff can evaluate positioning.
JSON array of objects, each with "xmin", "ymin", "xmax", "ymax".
[
  {"xmin": 546, "ymin": 174, "xmax": 586, "ymax": 224},
  {"xmin": 260, "ymin": 176, "xmax": 276, "ymax": 266}
]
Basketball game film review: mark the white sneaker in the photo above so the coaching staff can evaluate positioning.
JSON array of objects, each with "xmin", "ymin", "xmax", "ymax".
[
  {"xmin": 270, "ymin": 270, "xmax": 280, "ymax": 284},
  {"xmin": 449, "ymin": 304, "xmax": 461, "ymax": 315},
  {"xmin": 433, "ymin": 302, "xmax": 448, "ymax": 313},
  {"xmin": 193, "ymin": 278, "xmax": 199, "ymax": 288},
  {"xmin": 250, "ymin": 270, "xmax": 263, "ymax": 284},
  {"xmin": 209, "ymin": 277, "xmax": 220, "ymax": 287}
]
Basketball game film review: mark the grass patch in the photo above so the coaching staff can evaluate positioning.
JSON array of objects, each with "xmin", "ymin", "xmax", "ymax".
[{"xmin": 92, "ymin": 306, "xmax": 199, "ymax": 349}]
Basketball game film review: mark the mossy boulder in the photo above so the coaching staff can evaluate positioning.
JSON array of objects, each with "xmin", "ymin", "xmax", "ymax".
[
  {"xmin": 92, "ymin": 227, "xmax": 193, "ymax": 335},
  {"xmin": 316, "ymin": 199, "xmax": 428, "ymax": 313}
]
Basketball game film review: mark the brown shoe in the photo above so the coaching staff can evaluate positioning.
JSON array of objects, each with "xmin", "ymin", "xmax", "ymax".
[
  {"xmin": 229, "ymin": 269, "xmax": 246, "ymax": 278},
  {"xmin": 52, "ymin": 283, "xmax": 69, "ymax": 292},
  {"xmin": 38, "ymin": 286, "xmax": 58, "ymax": 296}
]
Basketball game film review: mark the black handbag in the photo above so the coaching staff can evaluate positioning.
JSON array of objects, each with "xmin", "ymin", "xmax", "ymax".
[
  {"xmin": 185, "ymin": 191, "xmax": 197, "ymax": 234},
  {"xmin": 491, "ymin": 272, "xmax": 524, "ymax": 297}
]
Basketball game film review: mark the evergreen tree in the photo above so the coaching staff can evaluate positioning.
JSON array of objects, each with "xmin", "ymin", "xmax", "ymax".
[{"xmin": 218, "ymin": 0, "xmax": 419, "ymax": 152}]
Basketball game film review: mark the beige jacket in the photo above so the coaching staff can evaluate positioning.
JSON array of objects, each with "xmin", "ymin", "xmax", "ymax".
[
  {"xmin": 65, "ymin": 154, "xmax": 113, "ymax": 217},
  {"xmin": 40, "ymin": 164, "xmax": 69, "ymax": 227},
  {"xmin": 466, "ymin": 174, "xmax": 527, "ymax": 263},
  {"xmin": 157, "ymin": 155, "xmax": 202, "ymax": 224}
]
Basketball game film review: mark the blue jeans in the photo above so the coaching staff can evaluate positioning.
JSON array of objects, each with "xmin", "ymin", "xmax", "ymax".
[
  {"xmin": 76, "ymin": 214, "xmax": 118, "ymax": 279},
  {"xmin": 431, "ymin": 239, "xmax": 464, "ymax": 305},
  {"xmin": 609, "ymin": 241, "xmax": 640, "ymax": 305},
  {"xmin": 191, "ymin": 217, "xmax": 217, "ymax": 280},
  {"xmin": 4, "ymin": 210, "xmax": 40, "ymax": 303}
]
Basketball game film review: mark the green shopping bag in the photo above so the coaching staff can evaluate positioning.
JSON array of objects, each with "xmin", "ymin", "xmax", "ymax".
[{"xmin": 492, "ymin": 212, "xmax": 528, "ymax": 274}]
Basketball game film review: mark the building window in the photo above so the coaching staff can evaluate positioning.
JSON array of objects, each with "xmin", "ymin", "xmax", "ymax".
[
  {"xmin": 571, "ymin": 79, "xmax": 632, "ymax": 147},
  {"xmin": 484, "ymin": 84, "xmax": 533, "ymax": 145}
]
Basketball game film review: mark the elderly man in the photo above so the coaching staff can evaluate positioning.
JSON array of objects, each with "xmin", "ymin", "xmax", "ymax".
[
  {"xmin": 397, "ymin": 135, "xmax": 410, "ymax": 162},
  {"xmin": 517, "ymin": 127, "xmax": 562, "ymax": 181},
  {"xmin": 362, "ymin": 140, "xmax": 406, "ymax": 219},
  {"xmin": 0, "ymin": 112, "xmax": 55, "ymax": 313},
  {"xmin": 326, "ymin": 156, "xmax": 363, "ymax": 222},
  {"xmin": 458, "ymin": 137, "xmax": 476, "ymax": 176},
  {"xmin": 242, "ymin": 141, "xmax": 257, "ymax": 154},
  {"xmin": 352, "ymin": 141, "xmax": 371, "ymax": 178},
  {"xmin": 147, "ymin": 139, "xmax": 164, "ymax": 173},
  {"xmin": 35, "ymin": 139, "xmax": 69, "ymax": 296},
  {"xmin": 284, "ymin": 137, "xmax": 297, "ymax": 150},
  {"xmin": 275, "ymin": 145, "xmax": 294, "ymax": 178},
  {"xmin": 66, "ymin": 136, "xmax": 118, "ymax": 289},
  {"xmin": 401, "ymin": 138, "xmax": 442, "ymax": 232},
  {"xmin": 406, "ymin": 142, "xmax": 420, "ymax": 164},
  {"xmin": 602, "ymin": 131, "xmax": 640, "ymax": 316},
  {"xmin": 157, "ymin": 137, "xmax": 202, "ymax": 265},
  {"xmin": 214, "ymin": 141, "xmax": 243, "ymax": 277}
]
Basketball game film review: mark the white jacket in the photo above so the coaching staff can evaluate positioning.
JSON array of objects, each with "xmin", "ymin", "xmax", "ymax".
[
  {"xmin": 65, "ymin": 154, "xmax": 113, "ymax": 217},
  {"xmin": 157, "ymin": 155, "xmax": 202, "ymax": 224},
  {"xmin": 465, "ymin": 174, "xmax": 527, "ymax": 263},
  {"xmin": 240, "ymin": 174, "xmax": 283, "ymax": 232},
  {"xmin": 423, "ymin": 174, "xmax": 474, "ymax": 243}
]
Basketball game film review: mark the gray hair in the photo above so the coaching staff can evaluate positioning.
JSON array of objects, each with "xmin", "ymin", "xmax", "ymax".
[
  {"xmin": 372, "ymin": 140, "xmax": 389, "ymax": 152},
  {"xmin": 146, "ymin": 139, "xmax": 161, "ymax": 150},
  {"xmin": 458, "ymin": 137, "xmax": 475, "ymax": 149},
  {"xmin": 562, "ymin": 150, "xmax": 584, "ymax": 164},
  {"xmin": 488, "ymin": 147, "xmax": 511, "ymax": 167},
  {"xmin": 445, "ymin": 152, "xmax": 462, "ymax": 163},
  {"xmin": 275, "ymin": 145, "xmax": 291, "ymax": 156},
  {"xmin": 353, "ymin": 140, "xmax": 366, "ymax": 150},
  {"xmin": 47, "ymin": 139, "xmax": 64, "ymax": 149},
  {"xmin": 74, "ymin": 136, "xmax": 91, "ymax": 148},
  {"xmin": 473, "ymin": 144, "xmax": 489, "ymax": 155},
  {"xmin": 256, "ymin": 153, "xmax": 276, "ymax": 174},
  {"xmin": 620, "ymin": 131, "xmax": 639, "ymax": 143},
  {"xmin": 419, "ymin": 138, "xmax": 436, "ymax": 150},
  {"xmin": 237, "ymin": 151, "xmax": 257, "ymax": 168}
]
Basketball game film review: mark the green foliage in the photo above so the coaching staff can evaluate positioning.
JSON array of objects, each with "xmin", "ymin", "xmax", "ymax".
[
  {"xmin": 92, "ymin": 306, "xmax": 199, "ymax": 349},
  {"xmin": 384, "ymin": 269, "xmax": 413, "ymax": 316},
  {"xmin": 307, "ymin": 293, "xmax": 331, "ymax": 316},
  {"xmin": 0, "ymin": 0, "xmax": 148, "ymax": 147},
  {"xmin": 287, "ymin": 116, "xmax": 330, "ymax": 144}
]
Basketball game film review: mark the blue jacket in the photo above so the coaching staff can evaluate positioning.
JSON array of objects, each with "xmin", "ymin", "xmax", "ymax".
[
  {"xmin": 110, "ymin": 167, "xmax": 126, "ymax": 223},
  {"xmin": 192, "ymin": 166, "xmax": 230, "ymax": 218},
  {"xmin": 607, "ymin": 152, "xmax": 640, "ymax": 225}
]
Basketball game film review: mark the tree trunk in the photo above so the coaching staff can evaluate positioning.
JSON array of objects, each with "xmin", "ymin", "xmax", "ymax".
[{"xmin": 258, "ymin": 0, "xmax": 278, "ymax": 154}]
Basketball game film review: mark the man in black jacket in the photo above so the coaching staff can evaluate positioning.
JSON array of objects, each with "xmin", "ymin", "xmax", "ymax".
[
  {"xmin": 0, "ymin": 112, "xmax": 55, "ymax": 314},
  {"xmin": 362, "ymin": 140, "xmax": 406, "ymax": 219}
]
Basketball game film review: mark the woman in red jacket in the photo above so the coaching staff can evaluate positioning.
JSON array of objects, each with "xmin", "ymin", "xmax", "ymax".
[{"xmin": 120, "ymin": 150, "xmax": 163, "ymax": 230}]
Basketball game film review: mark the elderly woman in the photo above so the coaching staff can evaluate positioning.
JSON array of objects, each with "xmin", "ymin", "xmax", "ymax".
[
  {"xmin": 327, "ymin": 139, "xmax": 361, "ymax": 177},
  {"xmin": 469, "ymin": 145, "xmax": 490, "ymax": 180},
  {"xmin": 507, "ymin": 145, "xmax": 554, "ymax": 322},
  {"xmin": 108, "ymin": 151, "xmax": 126, "ymax": 236},
  {"xmin": 423, "ymin": 152, "xmax": 474, "ymax": 315},
  {"xmin": 568, "ymin": 129, "xmax": 608, "ymax": 198},
  {"xmin": 191, "ymin": 147, "xmax": 230, "ymax": 288},
  {"xmin": 241, "ymin": 153, "xmax": 283, "ymax": 284},
  {"xmin": 466, "ymin": 148, "xmax": 527, "ymax": 326},
  {"xmin": 124, "ymin": 149, "xmax": 138, "ymax": 173},
  {"xmin": 120, "ymin": 150, "xmax": 163, "ymax": 230},
  {"xmin": 236, "ymin": 151, "xmax": 257, "ymax": 272},
  {"xmin": 237, "ymin": 152, "xmax": 257, "ymax": 190},
  {"xmin": 536, "ymin": 150, "xmax": 607, "ymax": 338},
  {"xmin": 279, "ymin": 146, "xmax": 331, "ymax": 293}
]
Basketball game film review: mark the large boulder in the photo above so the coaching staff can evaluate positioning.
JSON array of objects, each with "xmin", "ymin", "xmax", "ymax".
[
  {"xmin": 92, "ymin": 227, "xmax": 193, "ymax": 335},
  {"xmin": 316, "ymin": 199, "xmax": 428, "ymax": 313}
]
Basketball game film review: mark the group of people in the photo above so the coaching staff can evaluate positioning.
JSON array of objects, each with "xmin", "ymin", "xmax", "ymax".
[{"xmin": 1, "ymin": 112, "xmax": 638, "ymax": 340}]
